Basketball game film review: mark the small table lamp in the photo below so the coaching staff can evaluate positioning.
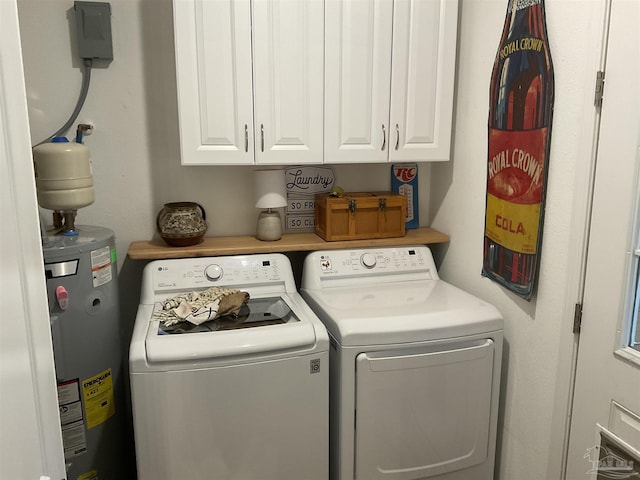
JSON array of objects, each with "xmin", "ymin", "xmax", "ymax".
[{"xmin": 254, "ymin": 169, "xmax": 287, "ymax": 241}]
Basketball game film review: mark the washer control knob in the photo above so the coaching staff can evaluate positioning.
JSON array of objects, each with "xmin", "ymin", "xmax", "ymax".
[
  {"xmin": 204, "ymin": 264, "xmax": 223, "ymax": 281},
  {"xmin": 360, "ymin": 253, "xmax": 377, "ymax": 269}
]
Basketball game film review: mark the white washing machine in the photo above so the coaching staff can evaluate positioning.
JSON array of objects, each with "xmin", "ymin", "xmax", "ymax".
[
  {"xmin": 301, "ymin": 246, "xmax": 503, "ymax": 480},
  {"xmin": 130, "ymin": 253, "xmax": 329, "ymax": 480}
]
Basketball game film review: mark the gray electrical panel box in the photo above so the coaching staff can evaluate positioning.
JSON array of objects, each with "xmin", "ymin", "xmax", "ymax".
[{"xmin": 74, "ymin": 1, "xmax": 113, "ymax": 60}]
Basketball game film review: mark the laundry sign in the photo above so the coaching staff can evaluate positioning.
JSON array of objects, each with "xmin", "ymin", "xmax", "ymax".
[{"xmin": 284, "ymin": 166, "xmax": 335, "ymax": 232}]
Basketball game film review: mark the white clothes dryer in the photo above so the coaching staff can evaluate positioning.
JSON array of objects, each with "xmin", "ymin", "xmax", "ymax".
[
  {"xmin": 301, "ymin": 246, "xmax": 503, "ymax": 480},
  {"xmin": 130, "ymin": 253, "xmax": 329, "ymax": 480}
]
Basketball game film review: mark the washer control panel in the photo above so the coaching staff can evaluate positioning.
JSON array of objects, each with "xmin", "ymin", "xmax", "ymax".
[{"xmin": 148, "ymin": 254, "xmax": 286, "ymax": 292}]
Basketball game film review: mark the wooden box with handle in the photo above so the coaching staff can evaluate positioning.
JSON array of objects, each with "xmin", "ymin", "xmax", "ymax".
[{"xmin": 315, "ymin": 191, "xmax": 407, "ymax": 241}]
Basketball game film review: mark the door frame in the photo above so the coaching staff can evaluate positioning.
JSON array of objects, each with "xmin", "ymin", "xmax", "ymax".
[
  {"xmin": 0, "ymin": 0, "xmax": 66, "ymax": 477},
  {"xmin": 555, "ymin": 0, "xmax": 625, "ymax": 477}
]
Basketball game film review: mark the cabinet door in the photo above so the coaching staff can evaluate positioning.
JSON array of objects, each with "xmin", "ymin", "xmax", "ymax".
[
  {"xmin": 390, "ymin": 0, "xmax": 458, "ymax": 162},
  {"xmin": 252, "ymin": 0, "xmax": 324, "ymax": 165},
  {"xmin": 174, "ymin": 0, "xmax": 254, "ymax": 165},
  {"xmin": 324, "ymin": 0, "xmax": 393, "ymax": 164}
]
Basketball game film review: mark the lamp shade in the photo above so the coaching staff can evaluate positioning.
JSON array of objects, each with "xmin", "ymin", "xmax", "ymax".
[{"xmin": 254, "ymin": 169, "xmax": 287, "ymax": 209}]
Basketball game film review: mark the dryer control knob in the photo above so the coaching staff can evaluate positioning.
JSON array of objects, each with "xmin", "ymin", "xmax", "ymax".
[
  {"xmin": 204, "ymin": 264, "xmax": 223, "ymax": 281},
  {"xmin": 360, "ymin": 253, "xmax": 377, "ymax": 269}
]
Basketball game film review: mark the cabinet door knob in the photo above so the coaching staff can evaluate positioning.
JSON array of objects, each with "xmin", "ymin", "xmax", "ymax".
[
  {"xmin": 261, "ymin": 124, "xmax": 264, "ymax": 152},
  {"xmin": 244, "ymin": 124, "xmax": 248, "ymax": 152},
  {"xmin": 395, "ymin": 123, "xmax": 400, "ymax": 150},
  {"xmin": 381, "ymin": 124, "xmax": 386, "ymax": 151}
]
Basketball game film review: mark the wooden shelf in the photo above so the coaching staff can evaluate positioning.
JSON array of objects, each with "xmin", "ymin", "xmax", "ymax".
[{"xmin": 127, "ymin": 227, "xmax": 449, "ymax": 260}]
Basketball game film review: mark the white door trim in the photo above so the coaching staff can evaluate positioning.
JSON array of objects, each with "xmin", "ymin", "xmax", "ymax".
[
  {"xmin": 0, "ymin": 0, "xmax": 65, "ymax": 478},
  {"xmin": 555, "ymin": 0, "xmax": 615, "ymax": 477}
]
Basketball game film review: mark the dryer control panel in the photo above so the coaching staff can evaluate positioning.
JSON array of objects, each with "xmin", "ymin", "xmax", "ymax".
[{"xmin": 302, "ymin": 246, "xmax": 438, "ymax": 289}]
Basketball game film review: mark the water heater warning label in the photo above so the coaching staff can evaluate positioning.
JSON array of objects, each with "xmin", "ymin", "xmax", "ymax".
[
  {"xmin": 82, "ymin": 368, "xmax": 115, "ymax": 429},
  {"xmin": 90, "ymin": 246, "xmax": 112, "ymax": 288},
  {"xmin": 57, "ymin": 379, "xmax": 87, "ymax": 459},
  {"xmin": 77, "ymin": 470, "xmax": 99, "ymax": 480}
]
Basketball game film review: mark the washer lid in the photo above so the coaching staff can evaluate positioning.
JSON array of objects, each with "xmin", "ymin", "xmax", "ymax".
[
  {"xmin": 301, "ymin": 280, "xmax": 503, "ymax": 346},
  {"xmin": 144, "ymin": 295, "xmax": 318, "ymax": 362}
]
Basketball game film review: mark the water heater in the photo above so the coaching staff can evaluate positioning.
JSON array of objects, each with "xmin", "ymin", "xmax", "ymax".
[{"xmin": 43, "ymin": 225, "xmax": 129, "ymax": 480}]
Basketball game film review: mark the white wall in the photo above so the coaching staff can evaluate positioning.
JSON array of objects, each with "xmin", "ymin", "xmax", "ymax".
[
  {"xmin": 16, "ymin": 0, "xmax": 601, "ymax": 479},
  {"xmin": 429, "ymin": 1, "xmax": 602, "ymax": 479}
]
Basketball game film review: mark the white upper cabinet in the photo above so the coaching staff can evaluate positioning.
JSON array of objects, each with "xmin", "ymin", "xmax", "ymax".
[
  {"xmin": 173, "ymin": 0, "xmax": 324, "ymax": 165},
  {"xmin": 324, "ymin": 0, "xmax": 393, "ymax": 164},
  {"xmin": 252, "ymin": 1, "xmax": 324, "ymax": 165},
  {"xmin": 174, "ymin": 0, "xmax": 456, "ymax": 165},
  {"xmin": 390, "ymin": 0, "xmax": 458, "ymax": 162},
  {"xmin": 325, "ymin": 0, "xmax": 459, "ymax": 164},
  {"xmin": 174, "ymin": 0, "xmax": 253, "ymax": 165}
]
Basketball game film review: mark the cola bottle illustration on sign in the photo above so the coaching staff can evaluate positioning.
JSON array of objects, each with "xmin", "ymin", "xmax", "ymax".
[{"xmin": 483, "ymin": 0, "xmax": 554, "ymax": 299}]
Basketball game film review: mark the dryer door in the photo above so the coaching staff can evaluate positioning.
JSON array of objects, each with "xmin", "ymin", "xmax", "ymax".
[{"xmin": 354, "ymin": 339, "xmax": 495, "ymax": 480}]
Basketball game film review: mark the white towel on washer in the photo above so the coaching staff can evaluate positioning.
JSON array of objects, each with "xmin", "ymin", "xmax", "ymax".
[{"xmin": 152, "ymin": 287, "xmax": 250, "ymax": 326}]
